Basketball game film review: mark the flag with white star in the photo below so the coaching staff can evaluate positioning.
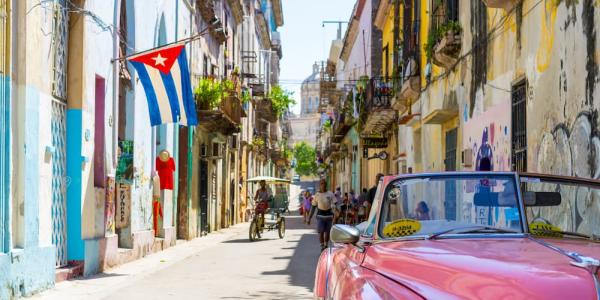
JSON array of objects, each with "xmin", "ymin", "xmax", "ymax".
[{"xmin": 128, "ymin": 43, "xmax": 198, "ymax": 126}]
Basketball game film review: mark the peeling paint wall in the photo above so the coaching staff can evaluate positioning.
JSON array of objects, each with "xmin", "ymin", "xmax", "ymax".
[{"xmin": 399, "ymin": 1, "xmax": 600, "ymax": 180}]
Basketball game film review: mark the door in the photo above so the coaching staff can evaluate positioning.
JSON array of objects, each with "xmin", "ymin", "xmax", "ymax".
[
  {"xmin": 51, "ymin": 99, "xmax": 67, "ymax": 267},
  {"xmin": 51, "ymin": 0, "xmax": 69, "ymax": 268},
  {"xmin": 199, "ymin": 160, "xmax": 208, "ymax": 235},
  {"xmin": 444, "ymin": 128, "xmax": 457, "ymax": 220}
]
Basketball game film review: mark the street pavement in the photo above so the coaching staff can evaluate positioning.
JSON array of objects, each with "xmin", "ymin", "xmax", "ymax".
[{"xmin": 34, "ymin": 184, "xmax": 321, "ymax": 300}]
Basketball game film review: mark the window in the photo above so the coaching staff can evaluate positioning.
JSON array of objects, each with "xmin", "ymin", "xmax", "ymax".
[
  {"xmin": 511, "ymin": 79, "xmax": 527, "ymax": 172},
  {"xmin": 383, "ymin": 45, "xmax": 389, "ymax": 79},
  {"xmin": 94, "ymin": 75, "xmax": 106, "ymax": 187},
  {"xmin": 380, "ymin": 175, "xmax": 522, "ymax": 239}
]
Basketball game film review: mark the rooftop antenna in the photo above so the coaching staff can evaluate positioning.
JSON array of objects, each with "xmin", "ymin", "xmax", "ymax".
[{"xmin": 322, "ymin": 21, "xmax": 348, "ymax": 40}]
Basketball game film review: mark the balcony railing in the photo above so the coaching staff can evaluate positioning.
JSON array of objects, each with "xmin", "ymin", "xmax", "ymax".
[
  {"xmin": 365, "ymin": 77, "xmax": 393, "ymax": 111},
  {"xmin": 360, "ymin": 77, "xmax": 397, "ymax": 135}
]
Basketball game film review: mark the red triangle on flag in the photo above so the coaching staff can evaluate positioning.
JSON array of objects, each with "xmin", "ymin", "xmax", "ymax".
[{"xmin": 129, "ymin": 44, "xmax": 185, "ymax": 74}]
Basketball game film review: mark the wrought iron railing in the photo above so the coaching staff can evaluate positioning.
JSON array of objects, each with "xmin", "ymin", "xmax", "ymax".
[{"xmin": 365, "ymin": 77, "xmax": 394, "ymax": 111}]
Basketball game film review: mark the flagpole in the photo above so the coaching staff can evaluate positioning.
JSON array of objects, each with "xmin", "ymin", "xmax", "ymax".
[{"xmin": 112, "ymin": 27, "xmax": 217, "ymax": 62}]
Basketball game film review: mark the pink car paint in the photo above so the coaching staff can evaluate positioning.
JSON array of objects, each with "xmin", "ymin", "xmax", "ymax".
[
  {"xmin": 314, "ymin": 174, "xmax": 600, "ymax": 300},
  {"xmin": 315, "ymin": 237, "xmax": 599, "ymax": 299}
]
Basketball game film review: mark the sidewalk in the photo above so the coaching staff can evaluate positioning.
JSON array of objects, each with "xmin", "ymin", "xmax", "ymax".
[{"xmin": 32, "ymin": 224, "xmax": 248, "ymax": 300}]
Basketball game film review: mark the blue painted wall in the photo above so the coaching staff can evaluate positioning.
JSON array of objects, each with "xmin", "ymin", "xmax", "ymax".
[
  {"xmin": 66, "ymin": 109, "xmax": 84, "ymax": 261},
  {"xmin": 0, "ymin": 75, "xmax": 10, "ymax": 253},
  {"xmin": 0, "ymin": 85, "xmax": 55, "ymax": 299}
]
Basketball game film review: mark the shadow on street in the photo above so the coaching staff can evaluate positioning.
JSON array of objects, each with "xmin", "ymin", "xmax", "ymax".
[{"xmin": 260, "ymin": 213, "xmax": 320, "ymax": 293}]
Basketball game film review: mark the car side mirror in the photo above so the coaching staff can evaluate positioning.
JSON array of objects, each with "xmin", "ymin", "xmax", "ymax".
[{"xmin": 331, "ymin": 224, "xmax": 360, "ymax": 244}]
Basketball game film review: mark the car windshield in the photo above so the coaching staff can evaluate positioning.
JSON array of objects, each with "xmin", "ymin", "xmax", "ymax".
[
  {"xmin": 379, "ymin": 174, "xmax": 524, "ymax": 239},
  {"xmin": 521, "ymin": 175, "xmax": 600, "ymax": 239}
]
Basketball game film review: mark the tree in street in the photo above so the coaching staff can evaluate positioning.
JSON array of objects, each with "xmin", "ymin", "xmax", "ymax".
[{"xmin": 293, "ymin": 142, "xmax": 318, "ymax": 176}]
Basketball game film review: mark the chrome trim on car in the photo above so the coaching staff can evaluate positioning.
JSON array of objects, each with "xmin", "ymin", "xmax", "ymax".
[
  {"xmin": 325, "ymin": 245, "xmax": 332, "ymax": 299},
  {"xmin": 528, "ymin": 236, "xmax": 600, "ymax": 300}
]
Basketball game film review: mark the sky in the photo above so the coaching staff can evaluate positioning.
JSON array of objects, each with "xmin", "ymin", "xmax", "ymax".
[{"xmin": 279, "ymin": 0, "xmax": 356, "ymax": 115}]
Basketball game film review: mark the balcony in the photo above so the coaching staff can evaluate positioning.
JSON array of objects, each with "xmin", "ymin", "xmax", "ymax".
[
  {"xmin": 423, "ymin": 90, "xmax": 459, "ymax": 125},
  {"xmin": 360, "ymin": 77, "xmax": 397, "ymax": 136},
  {"xmin": 197, "ymin": 0, "xmax": 226, "ymax": 44},
  {"xmin": 396, "ymin": 58, "xmax": 421, "ymax": 109},
  {"xmin": 331, "ymin": 95, "xmax": 355, "ymax": 143},
  {"xmin": 271, "ymin": 32, "xmax": 282, "ymax": 58},
  {"xmin": 432, "ymin": 30, "xmax": 461, "ymax": 69},
  {"xmin": 269, "ymin": 122, "xmax": 280, "ymax": 143},
  {"xmin": 198, "ymin": 95, "xmax": 244, "ymax": 135},
  {"xmin": 254, "ymin": 98, "xmax": 277, "ymax": 122},
  {"xmin": 483, "ymin": 0, "xmax": 517, "ymax": 11}
]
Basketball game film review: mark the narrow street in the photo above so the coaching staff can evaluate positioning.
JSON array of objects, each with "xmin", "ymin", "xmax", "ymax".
[{"xmin": 35, "ymin": 185, "xmax": 319, "ymax": 300}]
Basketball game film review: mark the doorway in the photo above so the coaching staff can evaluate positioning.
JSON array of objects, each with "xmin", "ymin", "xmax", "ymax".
[{"xmin": 199, "ymin": 160, "xmax": 209, "ymax": 235}]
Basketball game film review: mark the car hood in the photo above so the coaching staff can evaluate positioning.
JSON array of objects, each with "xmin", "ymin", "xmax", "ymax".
[{"xmin": 363, "ymin": 237, "xmax": 600, "ymax": 300}]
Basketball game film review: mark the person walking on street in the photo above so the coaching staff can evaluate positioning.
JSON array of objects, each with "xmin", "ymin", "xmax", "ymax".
[
  {"xmin": 309, "ymin": 179, "xmax": 337, "ymax": 251},
  {"xmin": 302, "ymin": 191, "xmax": 313, "ymax": 224}
]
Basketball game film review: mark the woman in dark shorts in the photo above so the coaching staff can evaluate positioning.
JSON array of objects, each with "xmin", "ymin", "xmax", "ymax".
[{"xmin": 309, "ymin": 179, "xmax": 337, "ymax": 250}]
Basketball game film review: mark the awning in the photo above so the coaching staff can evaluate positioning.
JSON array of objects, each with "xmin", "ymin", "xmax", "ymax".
[{"xmin": 247, "ymin": 176, "xmax": 291, "ymax": 184}]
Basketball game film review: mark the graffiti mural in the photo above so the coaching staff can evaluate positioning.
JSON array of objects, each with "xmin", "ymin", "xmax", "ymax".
[
  {"xmin": 534, "ymin": 111, "xmax": 600, "ymax": 234},
  {"xmin": 463, "ymin": 102, "xmax": 512, "ymax": 171},
  {"xmin": 105, "ymin": 176, "xmax": 116, "ymax": 235}
]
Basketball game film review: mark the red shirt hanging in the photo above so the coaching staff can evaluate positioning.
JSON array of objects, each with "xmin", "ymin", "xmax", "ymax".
[{"xmin": 156, "ymin": 157, "xmax": 176, "ymax": 190}]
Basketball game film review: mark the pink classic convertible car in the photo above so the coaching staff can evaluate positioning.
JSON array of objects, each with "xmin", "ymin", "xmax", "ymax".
[{"xmin": 314, "ymin": 172, "xmax": 600, "ymax": 299}]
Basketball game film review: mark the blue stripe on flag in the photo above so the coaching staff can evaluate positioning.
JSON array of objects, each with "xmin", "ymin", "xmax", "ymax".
[
  {"xmin": 130, "ymin": 61, "xmax": 162, "ymax": 126},
  {"xmin": 177, "ymin": 50, "xmax": 198, "ymax": 126},
  {"xmin": 160, "ymin": 71, "xmax": 181, "ymax": 123}
]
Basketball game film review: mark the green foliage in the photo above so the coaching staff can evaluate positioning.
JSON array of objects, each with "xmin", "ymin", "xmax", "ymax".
[
  {"xmin": 424, "ymin": 20, "xmax": 462, "ymax": 60},
  {"xmin": 322, "ymin": 119, "xmax": 332, "ymax": 133},
  {"xmin": 293, "ymin": 142, "xmax": 318, "ymax": 176},
  {"xmin": 268, "ymin": 85, "xmax": 296, "ymax": 117},
  {"xmin": 194, "ymin": 78, "xmax": 233, "ymax": 109},
  {"xmin": 241, "ymin": 89, "xmax": 251, "ymax": 104},
  {"xmin": 252, "ymin": 136, "xmax": 266, "ymax": 149}
]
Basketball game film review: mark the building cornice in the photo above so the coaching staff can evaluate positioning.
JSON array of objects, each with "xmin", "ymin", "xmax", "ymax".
[
  {"xmin": 340, "ymin": 0, "xmax": 366, "ymax": 63},
  {"xmin": 226, "ymin": 0, "xmax": 244, "ymax": 25},
  {"xmin": 255, "ymin": 9, "xmax": 272, "ymax": 49},
  {"xmin": 374, "ymin": 0, "xmax": 391, "ymax": 30},
  {"xmin": 272, "ymin": 0, "xmax": 284, "ymax": 27}
]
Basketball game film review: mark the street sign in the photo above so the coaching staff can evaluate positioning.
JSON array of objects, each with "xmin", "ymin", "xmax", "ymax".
[{"xmin": 362, "ymin": 137, "xmax": 388, "ymax": 148}]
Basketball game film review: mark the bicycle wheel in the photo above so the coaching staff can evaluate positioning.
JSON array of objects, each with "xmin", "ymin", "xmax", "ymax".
[
  {"xmin": 249, "ymin": 219, "xmax": 258, "ymax": 241},
  {"xmin": 278, "ymin": 217, "xmax": 286, "ymax": 239},
  {"xmin": 258, "ymin": 215, "xmax": 264, "ymax": 235}
]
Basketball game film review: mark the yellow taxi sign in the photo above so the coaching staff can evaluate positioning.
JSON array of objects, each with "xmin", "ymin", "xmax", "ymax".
[
  {"xmin": 529, "ymin": 222, "xmax": 563, "ymax": 238},
  {"xmin": 383, "ymin": 219, "xmax": 422, "ymax": 237}
]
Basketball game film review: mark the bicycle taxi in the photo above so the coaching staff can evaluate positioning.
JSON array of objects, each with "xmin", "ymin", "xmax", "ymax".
[{"xmin": 247, "ymin": 176, "xmax": 290, "ymax": 241}]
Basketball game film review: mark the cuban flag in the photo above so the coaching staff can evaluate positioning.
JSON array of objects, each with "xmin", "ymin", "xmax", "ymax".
[{"xmin": 128, "ymin": 43, "xmax": 198, "ymax": 126}]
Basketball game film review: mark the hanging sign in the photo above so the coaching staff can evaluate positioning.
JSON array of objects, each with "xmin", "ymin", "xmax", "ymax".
[
  {"xmin": 362, "ymin": 137, "xmax": 388, "ymax": 149},
  {"xmin": 116, "ymin": 183, "xmax": 131, "ymax": 229}
]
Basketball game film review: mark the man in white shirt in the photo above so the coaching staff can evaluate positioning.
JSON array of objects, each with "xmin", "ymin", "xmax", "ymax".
[{"xmin": 309, "ymin": 179, "xmax": 337, "ymax": 250}]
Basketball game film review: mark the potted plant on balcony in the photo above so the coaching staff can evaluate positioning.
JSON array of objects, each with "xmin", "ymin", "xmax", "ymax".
[
  {"xmin": 269, "ymin": 85, "xmax": 296, "ymax": 117},
  {"xmin": 195, "ymin": 77, "xmax": 225, "ymax": 110},
  {"xmin": 425, "ymin": 21, "xmax": 462, "ymax": 69}
]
